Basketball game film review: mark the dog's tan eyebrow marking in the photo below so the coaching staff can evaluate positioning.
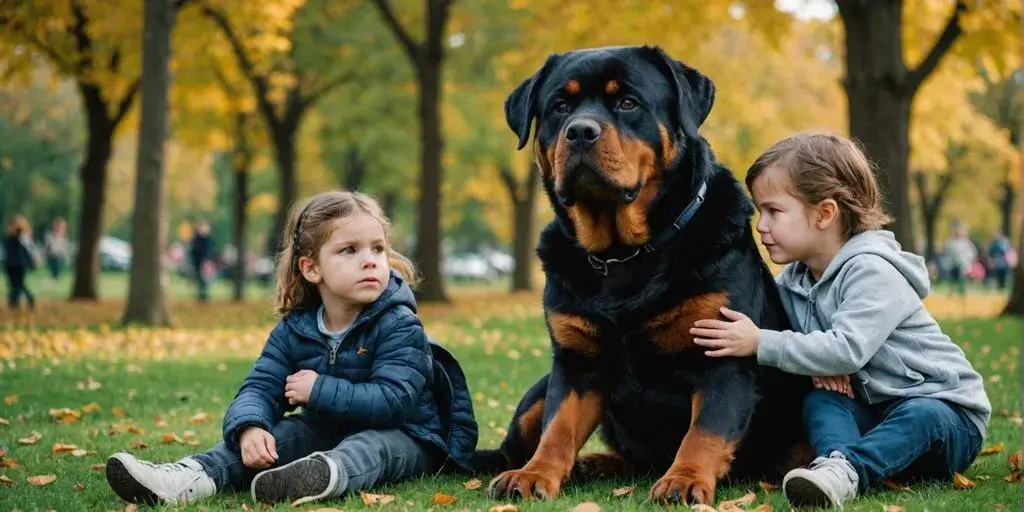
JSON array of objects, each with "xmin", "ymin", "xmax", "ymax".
[
  {"xmin": 566, "ymin": 79, "xmax": 581, "ymax": 95},
  {"xmin": 605, "ymin": 80, "xmax": 619, "ymax": 94}
]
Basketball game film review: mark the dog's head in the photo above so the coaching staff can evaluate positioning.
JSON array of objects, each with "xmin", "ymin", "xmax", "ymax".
[{"xmin": 505, "ymin": 46, "xmax": 715, "ymax": 252}]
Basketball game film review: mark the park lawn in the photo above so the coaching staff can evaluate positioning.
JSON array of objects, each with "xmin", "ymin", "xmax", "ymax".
[{"xmin": 0, "ymin": 295, "xmax": 1020, "ymax": 511}]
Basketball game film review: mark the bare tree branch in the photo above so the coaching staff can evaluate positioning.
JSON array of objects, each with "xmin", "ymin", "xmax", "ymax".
[
  {"xmin": 301, "ymin": 70, "xmax": 356, "ymax": 107},
  {"xmin": 111, "ymin": 79, "xmax": 141, "ymax": 125},
  {"xmin": 370, "ymin": 0, "xmax": 421, "ymax": 64},
  {"xmin": 498, "ymin": 165, "xmax": 520, "ymax": 202},
  {"xmin": 902, "ymin": 1, "xmax": 966, "ymax": 95}
]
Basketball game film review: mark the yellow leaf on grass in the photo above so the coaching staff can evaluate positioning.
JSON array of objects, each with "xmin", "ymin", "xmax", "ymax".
[
  {"xmin": 74, "ymin": 483, "xmax": 85, "ymax": 491},
  {"xmin": 489, "ymin": 506, "xmax": 519, "ymax": 512},
  {"xmin": 0, "ymin": 475, "xmax": 13, "ymax": 486},
  {"xmin": 27, "ymin": 474, "xmax": 57, "ymax": 486},
  {"xmin": 432, "ymin": 492, "xmax": 457, "ymax": 506},
  {"xmin": 612, "ymin": 486, "xmax": 633, "ymax": 497},
  {"xmin": 2, "ymin": 457, "xmax": 21, "ymax": 468},
  {"xmin": 981, "ymin": 442, "xmax": 1005, "ymax": 455},
  {"xmin": 752, "ymin": 505, "xmax": 773, "ymax": 512},
  {"xmin": 81, "ymin": 402, "xmax": 100, "ymax": 414},
  {"xmin": 360, "ymin": 492, "xmax": 395, "ymax": 506},
  {"xmin": 111, "ymin": 407, "xmax": 125, "ymax": 418},
  {"xmin": 90, "ymin": 464, "xmax": 105, "ymax": 471},
  {"xmin": 130, "ymin": 440, "xmax": 148, "ymax": 450},
  {"xmin": 0, "ymin": 417, "xmax": 10, "ymax": 425},
  {"xmin": 882, "ymin": 479, "xmax": 911, "ymax": 491},
  {"xmin": 52, "ymin": 443, "xmax": 78, "ymax": 453},
  {"xmin": 4, "ymin": 395, "xmax": 17, "ymax": 405},
  {"xmin": 886, "ymin": 506, "xmax": 906, "ymax": 512},
  {"xmin": 188, "ymin": 412, "xmax": 210, "ymax": 425},
  {"xmin": 719, "ymin": 491, "xmax": 756, "ymax": 511},
  {"xmin": 463, "ymin": 478, "xmax": 482, "ymax": 490},
  {"xmin": 1004, "ymin": 472, "xmax": 1022, "ymax": 482},
  {"xmin": 49, "ymin": 408, "xmax": 81, "ymax": 424},
  {"xmin": 70, "ymin": 449, "xmax": 93, "ymax": 457},
  {"xmin": 758, "ymin": 481, "xmax": 776, "ymax": 492},
  {"xmin": 160, "ymin": 433, "xmax": 185, "ymax": 445},
  {"xmin": 690, "ymin": 505, "xmax": 717, "ymax": 512},
  {"xmin": 1009, "ymin": 450, "xmax": 1022, "ymax": 471},
  {"xmin": 124, "ymin": 504, "xmax": 138, "ymax": 512},
  {"xmin": 18, "ymin": 431, "xmax": 41, "ymax": 445},
  {"xmin": 953, "ymin": 473, "xmax": 976, "ymax": 490},
  {"xmin": 570, "ymin": 502, "xmax": 601, "ymax": 512}
]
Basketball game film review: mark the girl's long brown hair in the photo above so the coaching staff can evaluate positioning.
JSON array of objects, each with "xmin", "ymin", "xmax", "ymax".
[{"xmin": 274, "ymin": 190, "xmax": 418, "ymax": 316}]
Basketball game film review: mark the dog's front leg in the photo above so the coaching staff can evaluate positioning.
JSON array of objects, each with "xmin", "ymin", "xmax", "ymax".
[
  {"xmin": 648, "ymin": 360, "xmax": 758, "ymax": 506},
  {"xmin": 489, "ymin": 313, "xmax": 604, "ymax": 500}
]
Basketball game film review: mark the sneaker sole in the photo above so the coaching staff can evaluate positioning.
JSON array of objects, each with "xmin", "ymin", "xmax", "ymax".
[
  {"xmin": 784, "ymin": 475, "xmax": 834, "ymax": 508},
  {"xmin": 251, "ymin": 457, "xmax": 332, "ymax": 504},
  {"xmin": 105, "ymin": 456, "xmax": 159, "ymax": 505}
]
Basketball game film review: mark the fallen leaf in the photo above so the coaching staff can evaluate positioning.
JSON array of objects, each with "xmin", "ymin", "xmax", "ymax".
[
  {"xmin": 432, "ymin": 493, "xmax": 457, "ymax": 506},
  {"xmin": 0, "ymin": 417, "xmax": 9, "ymax": 425},
  {"xmin": 74, "ymin": 483, "xmax": 85, "ymax": 491},
  {"xmin": 885, "ymin": 506, "xmax": 905, "ymax": 512},
  {"xmin": 977, "ymin": 475, "xmax": 991, "ymax": 481},
  {"xmin": 4, "ymin": 395, "xmax": 17, "ymax": 405},
  {"xmin": 758, "ymin": 481, "xmax": 775, "ymax": 493},
  {"xmin": 752, "ymin": 505, "xmax": 773, "ymax": 512},
  {"xmin": 160, "ymin": 432, "xmax": 185, "ymax": 445},
  {"xmin": 49, "ymin": 408, "xmax": 81, "ymax": 424},
  {"xmin": 81, "ymin": 402, "xmax": 100, "ymax": 414},
  {"xmin": 981, "ymin": 442, "xmax": 1005, "ymax": 456},
  {"xmin": 489, "ymin": 506, "xmax": 518, "ymax": 512},
  {"xmin": 27, "ymin": 474, "xmax": 57, "ymax": 486},
  {"xmin": 18, "ymin": 431, "xmax": 42, "ymax": 445},
  {"xmin": 111, "ymin": 407, "xmax": 125, "ymax": 418},
  {"xmin": 70, "ymin": 449, "xmax": 92, "ymax": 457},
  {"xmin": 570, "ymin": 502, "xmax": 601, "ymax": 512},
  {"xmin": 124, "ymin": 505, "xmax": 138, "ymax": 512},
  {"xmin": 463, "ymin": 478, "xmax": 482, "ymax": 490},
  {"xmin": 953, "ymin": 473, "xmax": 976, "ymax": 490},
  {"xmin": 154, "ymin": 416, "xmax": 168, "ymax": 428},
  {"xmin": 130, "ymin": 440, "xmax": 148, "ymax": 450},
  {"xmin": 1009, "ymin": 450, "xmax": 1022, "ymax": 471},
  {"xmin": 52, "ymin": 443, "xmax": 78, "ymax": 453},
  {"xmin": 1004, "ymin": 472, "xmax": 1022, "ymax": 482},
  {"xmin": 612, "ymin": 486, "xmax": 633, "ymax": 497},
  {"xmin": 360, "ymin": 492, "xmax": 395, "ymax": 506},
  {"xmin": 90, "ymin": 464, "xmax": 105, "ymax": 471},
  {"xmin": 188, "ymin": 412, "xmax": 210, "ymax": 425},
  {"xmin": 0, "ymin": 475, "xmax": 13, "ymax": 486},
  {"xmin": 3, "ymin": 457, "xmax": 21, "ymax": 468},
  {"xmin": 882, "ymin": 479, "xmax": 911, "ymax": 491},
  {"xmin": 719, "ymin": 491, "xmax": 756, "ymax": 511},
  {"xmin": 690, "ymin": 505, "xmax": 717, "ymax": 512}
]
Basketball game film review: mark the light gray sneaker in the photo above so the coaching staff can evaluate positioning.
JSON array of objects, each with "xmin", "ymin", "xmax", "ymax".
[
  {"xmin": 106, "ymin": 453, "xmax": 216, "ymax": 505},
  {"xmin": 783, "ymin": 451, "xmax": 859, "ymax": 509},
  {"xmin": 251, "ymin": 451, "xmax": 342, "ymax": 506}
]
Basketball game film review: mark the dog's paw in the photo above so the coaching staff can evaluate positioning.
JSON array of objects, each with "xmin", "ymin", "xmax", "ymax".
[
  {"xmin": 488, "ymin": 466, "xmax": 563, "ymax": 500},
  {"xmin": 647, "ymin": 468, "xmax": 716, "ymax": 506}
]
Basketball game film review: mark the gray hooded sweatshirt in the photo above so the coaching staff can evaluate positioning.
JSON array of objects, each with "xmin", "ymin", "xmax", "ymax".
[{"xmin": 757, "ymin": 230, "xmax": 991, "ymax": 438}]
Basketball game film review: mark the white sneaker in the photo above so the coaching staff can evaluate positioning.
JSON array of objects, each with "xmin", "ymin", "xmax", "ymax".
[
  {"xmin": 106, "ymin": 452, "xmax": 216, "ymax": 505},
  {"xmin": 783, "ymin": 451, "xmax": 859, "ymax": 509},
  {"xmin": 251, "ymin": 452, "xmax": 341, "ymax": 506}
]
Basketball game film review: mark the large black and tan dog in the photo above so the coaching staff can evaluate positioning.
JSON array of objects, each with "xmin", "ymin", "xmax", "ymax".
[{"xmin": 471, "ymin": 46, "xmax": 812, "ymax": 506}]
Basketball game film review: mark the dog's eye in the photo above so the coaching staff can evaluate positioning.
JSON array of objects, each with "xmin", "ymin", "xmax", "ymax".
[
  {"xmin": 618, "ymin": 98, "xmax": 638, "ymax": 111},
  {"xmin": 554, "ymin": 101, "xmax": 571, "ymax": 114}
]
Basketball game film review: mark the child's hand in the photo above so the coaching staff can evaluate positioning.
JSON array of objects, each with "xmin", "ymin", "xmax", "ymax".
[
  {"xmin": 812, "ymin": 375, "xmax": 855, "ymax": 398},
  {"xmin": 285, "ymin": 369, "xmax": 319, "ymax": 406},
  {"xmin": 690, "ymin": 307, "xmax": 760, "ymax": 357},
  {"xmin": 239, "ymin": 426, "xmax": 277, "ymax": 469}
]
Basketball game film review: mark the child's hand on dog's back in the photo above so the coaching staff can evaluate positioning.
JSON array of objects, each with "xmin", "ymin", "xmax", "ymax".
[{"xmin": 239, "ymin": 426, "xmax": 278, "ymax": 469}]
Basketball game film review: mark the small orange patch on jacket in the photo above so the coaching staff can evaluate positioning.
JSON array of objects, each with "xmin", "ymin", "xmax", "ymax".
[
  {"xmin": 646, "ymin": 292, "xmax": 730, "ymax": 353},
  {"xmin": 548, "ymin": 312, "xmax": 600, "ymax": 357},
  {"xmin": 604, "ymin": 80, "xmax": 619, "ymax": 94},
  {"xmin": 566, "ymin": 79, "xmax": 581, "ymax": 95}
]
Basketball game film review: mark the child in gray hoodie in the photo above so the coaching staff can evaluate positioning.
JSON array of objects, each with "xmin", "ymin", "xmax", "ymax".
[{"xmin": 689, "ymin": 132, "xmax": 991, "ymax": 509}]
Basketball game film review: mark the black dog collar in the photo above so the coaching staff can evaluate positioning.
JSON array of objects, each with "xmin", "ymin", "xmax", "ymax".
[{"xmin": 586, "ymin": 179, "xmax": 707, "ymax": 276}]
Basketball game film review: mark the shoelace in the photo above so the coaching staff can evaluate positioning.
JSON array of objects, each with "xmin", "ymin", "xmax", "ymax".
[
  {"xmin": 141, "ymin": 461, "xmax": 205, "ymax": 498},
  {"xmin": 812, "ymin": 457, "xmax": 855, "ymax": 483}
]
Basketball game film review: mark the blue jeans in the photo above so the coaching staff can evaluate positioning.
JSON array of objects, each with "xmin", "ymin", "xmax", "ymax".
[
  {"xmin": 192, "ymin": 417, "xmax": 437, "ymax": 495},
  {"xmin": 803, "ymin": 390, "xmax": 982, "ymax": 493}
]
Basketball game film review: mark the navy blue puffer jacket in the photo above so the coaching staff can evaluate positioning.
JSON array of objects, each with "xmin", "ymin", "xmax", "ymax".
[{"xmin": 221, "ymin": 272, "xmax": 478, "ymax": 471}]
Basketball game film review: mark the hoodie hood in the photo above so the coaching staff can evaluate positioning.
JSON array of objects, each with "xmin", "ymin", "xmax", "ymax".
[
  {"xmin": 284, "ymin": 270, "xmax": 417, "ymax": 341},
  {"xmin": 780, "ymin": 230, "xmax": 930, "ymax": 299}
]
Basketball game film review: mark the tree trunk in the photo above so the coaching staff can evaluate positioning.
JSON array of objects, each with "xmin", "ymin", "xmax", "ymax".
[
  {"xmin": 382, "ymin": 190, "xmax": 398, "ymax": 222},
  {"xmin": 501, "ymin": 163, "xmax": 540, "ymax": 292},
  {"xmin": 266, "ymin": 126, "xmax": 298, "ymax": 256},
  {"xmin": 414, "ymin": 57, "xmax": 447, "ymax": 301},
  {"xmin": 999, "ymin": 168, "xmax": 1015, "ymax": 238},
  {"xmin": 345, "ymin": 147, "xmax": 366, "ymax": 190},
  {"xmin": 71, "ymin": 94, "xmax": 114, "ymax": 300},
  {"xmin": 123, "ymin": 0, "xmax": 173, "ymax": 326},
  {"xmin": 232, "ymin": 167, "xmax": 248, "ymax": 302},
  {"xmin": 1003, "ymin": 219, "xmax": 1024, "ymax": 316}
]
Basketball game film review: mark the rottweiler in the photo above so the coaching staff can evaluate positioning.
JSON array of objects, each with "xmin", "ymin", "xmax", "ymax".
[{"xmin": 470, "ymin": 46, "xmax": 813, "ymax": 506}]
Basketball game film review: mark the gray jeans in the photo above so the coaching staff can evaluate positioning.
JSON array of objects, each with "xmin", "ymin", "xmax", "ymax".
[{"xmin": 192, "ymin": 417, "xmax": 437, "ymax": 496}]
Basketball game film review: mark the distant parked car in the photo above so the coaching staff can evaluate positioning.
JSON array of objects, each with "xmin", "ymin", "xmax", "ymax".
[
  {"xmin": 445, "ymin": 253, "xmax": 500, "ymax": 282},
  {"xmin": 99, "ymin": 236, "xmax": 132, "ymax": 271}
]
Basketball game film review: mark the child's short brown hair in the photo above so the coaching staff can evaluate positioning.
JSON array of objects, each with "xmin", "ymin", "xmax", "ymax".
[
  {"xmin": 745, "ymin": 132, "xmax": 893, "ymax": 240},
  {"xmin": 274, "ymin": 190, "xmax": 418, "ymax": 316}
]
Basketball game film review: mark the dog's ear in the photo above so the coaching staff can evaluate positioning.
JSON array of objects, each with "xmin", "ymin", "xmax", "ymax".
[
  {"xmin": 505, "ymin": 55, "xmax": 559, "ymax": 150},
  {"xmin": 644, "ymin": 46, "xmax": 716, "ymax": 138}
]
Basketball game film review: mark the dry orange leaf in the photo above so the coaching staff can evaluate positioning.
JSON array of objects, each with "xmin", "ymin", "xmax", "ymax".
[
  {"xmin": 0, "ymin": 416, "xmax": 10, "ymax": 425},
  {"xmin": 981, "ymin": 442, "xmax": 1005, "ymax": 456},
  {"xmin": 432, "ymin": 493, "xmax": 457, "ymax": 506},
  {"xmin": 1004, "ymin": 472, "xmax": 1022, "ymax": 482},
  {"xmin": 1009, "ymin": 450, "xmax": 1022, "ymax": 471},
  {"xmin": 160, "ymin": 433, "xmax": 185, "ymax": 445},
  {"xmin": 886, "ymin": 506, "xmax": 906, "ymax": 512},
  {"xmin": 0, "ymin": 475, "xmax": 13, "ymax": 486},
  {"xmin": 360, "ymin": 492, "xmax": 395, "ymax": 506},
  {"xmin": 123, "ymin": 505, "xmax": 138, "ymax": 512},
  {"xmin": 719, "ymin": 491, "xmax": 756, "ymax": 511},
  {"xmin": 27, "ymin": 474, "xmax": 57, "ymax": 487},
  {"xmin": 4, "ymin": 395, "xmax": 17, "ymax": 405},
  {"xmin": 74, "ymin": 483, "xmax": 85, "ymax": 491},
  {"xmin": 758, "ymin": 481, "xmax": 776, "ymax": 493},
  {"xmin": 81, "ymin": 402, "xmax": 100, "ymax": 414},
  {"xmin": 570, "ymin": 502, "xmax": 601, "ymax": 512},
  {"xmin": 111, "ymin": 407, "xmax": 125, "ymax": 418},
  {"xmin": 52, "ymin": 443, "xmax": 78, "ymax": 453},
  {"xmin": 953, "ymin": 473, "xmax": 976, "ymax": 490},
  {"xmin": 71, "ymin": 449, "xmax": 93, "ymax": 457},
  {"xmin": 752, "ymin": 505, "xmax": 773, "ymax": 512},
  {"xmin": 3, "ymin": 457, "xmax": 22, "ymax": 468},
  {"xmin": 130, "ymin": 440, "xmax": 148, "ymax": 450},
  {"xmin": 488, "ymin": 506, "xmax": 519, "ymax": 512},
  {"xmin": 882, "ymin": 479, "xmax": 911, "ymax": 491},
  {"xmin": 462, "ymin": 478, "xmax": 482, "ymax": 490},
  {"xmin": 612, "ymin": 486, "xmax": 633, "ymax": 497},
  {"xmin": 18, "ymin": 431, "xmax": 41, "ymax": 445},
  {"xmin": 90, "ymin": 464, "xmax": 105, "ymax": 471},
  {"xmin": 188, "ymin": 412, "xmax": 210, "ymax": 425}
]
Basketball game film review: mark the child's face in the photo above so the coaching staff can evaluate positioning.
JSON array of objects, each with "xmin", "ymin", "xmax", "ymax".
[
  {"xmin": 751, "ymin": 167, "xmax": 820, "ymax": 266},
  {"xmin": 306, "ymin": 213, "xmax": 391, "ymax": 307}
]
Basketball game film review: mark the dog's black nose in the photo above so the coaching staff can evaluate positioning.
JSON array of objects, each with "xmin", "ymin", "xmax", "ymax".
[{"xmin": 565, "ymin": 118, "xmax": 601, "ymax": 149}]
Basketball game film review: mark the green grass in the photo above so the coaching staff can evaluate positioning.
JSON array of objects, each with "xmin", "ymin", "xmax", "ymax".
[{"xmin": 0, "ymin": 302, "xmax": 1021, "ymax": 511}]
